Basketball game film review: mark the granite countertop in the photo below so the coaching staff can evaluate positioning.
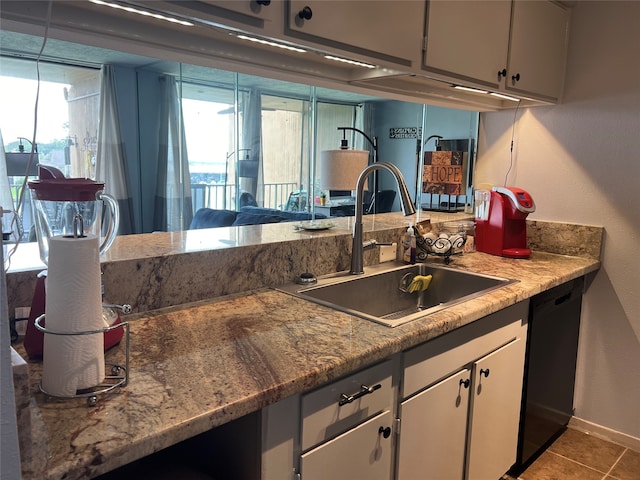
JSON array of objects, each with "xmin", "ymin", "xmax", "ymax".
[{"xmin": 17, "ymin": 249, "xmax": 600, "ymax": 480}]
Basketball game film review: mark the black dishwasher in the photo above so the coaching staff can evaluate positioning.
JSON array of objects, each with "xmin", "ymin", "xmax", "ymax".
[{"xmin": 512, "ymin": 278, "xmax": 584, "ymax": 472}]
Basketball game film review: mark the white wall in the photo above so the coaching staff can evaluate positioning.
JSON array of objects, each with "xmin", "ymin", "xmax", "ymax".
[{"xmin": 475, "ymin": 1, "xmax": 640, "ymax": 440}]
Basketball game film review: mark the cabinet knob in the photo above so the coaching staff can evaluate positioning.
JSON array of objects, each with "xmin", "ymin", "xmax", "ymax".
[
  {"xmin": 298, "ymin": 6, "xmax": 313, "ymax": 20},
  {"xmin": 256, "ymin": 0, "xmax": 271, "ymax": 5},
  {"xmin": 497, "ymin": 68, "xmax": 507, "ymax": 80},
  {"xmin": 378, "ymin": 426, "xmax": 392, "ymax": 438},
  {"xmin": 459, "ymin": 378, "xmax": 470, "ymax": 389},
  {"xmin": 511, "ymin": 73, "xmax": 521, "ymax": 83},
  {"xmin": 480, "ymin": 368, "xmax": 490, "ymax": 378}
]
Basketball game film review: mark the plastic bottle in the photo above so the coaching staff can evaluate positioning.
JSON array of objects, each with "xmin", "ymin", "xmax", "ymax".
[{"xmin": 403, "ymin": 224, "xmax": 416, "ymax": 264}]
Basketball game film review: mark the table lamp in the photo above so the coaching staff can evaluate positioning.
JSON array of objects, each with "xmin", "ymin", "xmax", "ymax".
[{"xmin": 319, "ymin": 127, "xmax": 376, "ymax": 197}]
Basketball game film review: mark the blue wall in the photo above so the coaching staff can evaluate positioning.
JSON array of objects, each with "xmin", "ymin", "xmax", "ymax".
[{"xmin": 373, "ymin": 102, "xmax": 478, "ymax": 211}]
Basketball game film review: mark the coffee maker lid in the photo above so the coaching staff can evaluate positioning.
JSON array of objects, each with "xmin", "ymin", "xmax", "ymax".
[
  {"xmin": 28, "ymin": 178, "xmax": 105, "ymax": 202},
  {"xmin": 492, "ymin": 186, "xmax": 536, "ymax": 213}
]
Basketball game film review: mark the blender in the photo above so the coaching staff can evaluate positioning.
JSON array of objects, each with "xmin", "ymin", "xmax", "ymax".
[{"xmin": 23, "ymin": 166, "xmax": 122, "ymax": 358}]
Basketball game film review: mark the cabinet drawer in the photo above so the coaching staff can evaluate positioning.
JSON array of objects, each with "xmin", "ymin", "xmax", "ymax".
[
  {"xmin": 403, "ymin": 301, "xmax": 528, "ymax": 398},
  {"xmin": 301, "ymin": 360, "xmax": 393, "ymax": 451},
  {"xmin": 300, "ymin": 410, "xmax": 393, "ymax": 480}
]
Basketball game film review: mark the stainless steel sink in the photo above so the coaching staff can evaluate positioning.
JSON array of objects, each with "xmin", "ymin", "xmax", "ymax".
[{"xmin": 278, "ymin": 262, "xmax": 517, "ymax": 327}]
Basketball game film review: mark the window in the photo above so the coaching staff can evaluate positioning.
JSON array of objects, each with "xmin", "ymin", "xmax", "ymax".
[
  {"xmin": 2, "ymin": 31, "xmax": 478, "ymax": 238},
  {"xmin": 0, "ymin": 56, "xmax": 100, "ymax": 240},
  {"xmin": 179, "ymin": 79, "xmax": 363, "ymax": 215}
]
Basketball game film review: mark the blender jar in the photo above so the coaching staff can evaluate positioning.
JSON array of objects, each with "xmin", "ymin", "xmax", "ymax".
[{"xmin": 28, "ymin": 178, "xmax": 119, "ymax": 264}]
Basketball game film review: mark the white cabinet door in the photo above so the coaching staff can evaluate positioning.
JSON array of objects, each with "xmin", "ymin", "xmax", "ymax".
[
  {"xmin": 507, "ymin": 0, "xmax": 570, "ymax": 100},
  {"xmin": 300, "ymin": 410, "xmax": 393, "ymax": 480},
  {"xmin": 423, "ymin": 1, "xmax": 512, "ymax": 88},
  {"xmin": 286, "ymin": 1, "xmax": 424, "ymax": 66},
  {"xmin": 200, "ymin": 0, "xmax": 279, "ymax": 22},
  {"xmin": 466, "ymin": 338, "xmax": 526, "ymax": 480},
  {"xmin": 155, "ymin": 0, "xmax": 282, "ymax": 35},
  {"xmin": 397, "ymin": 368, "xmax": 471, "ymax": 480}
]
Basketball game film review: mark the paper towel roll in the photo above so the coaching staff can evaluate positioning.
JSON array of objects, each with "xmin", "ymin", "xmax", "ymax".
[{"xmin": 42, "ymin": 234, "xmax": 105, "ymax": 397}]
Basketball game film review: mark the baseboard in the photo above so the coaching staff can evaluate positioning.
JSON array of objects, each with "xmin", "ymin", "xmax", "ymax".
[{"xmin": 569, "ymin": 416, "xmax": 640, "ymax": 451}]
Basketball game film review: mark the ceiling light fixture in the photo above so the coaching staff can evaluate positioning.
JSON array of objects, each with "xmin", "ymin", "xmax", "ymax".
[
  {"xmin": 236, "ymin": 34, "xmax": 307, "ymax": 53},
  {"xmin": 88, "ymin": 0, "xmax": 194, "ymax": 26},
  {"xmin": 324, "ymin": 55, "xmax": 376, "ymax": 69}
]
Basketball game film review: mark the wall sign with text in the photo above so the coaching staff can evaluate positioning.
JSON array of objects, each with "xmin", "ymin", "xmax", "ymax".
[
  {"xmin": 422, "ymin": 150, "xmax": 467, "ymax": 195},
  {"xmin": 389, "ymin": 127, "xmax": 422, "ymax": 139}
]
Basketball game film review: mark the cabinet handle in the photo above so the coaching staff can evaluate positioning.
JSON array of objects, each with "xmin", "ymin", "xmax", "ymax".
[
  {"xmin": 497, "ymin": 68, "xmax": 507, "ymax": 80},
  {"xmin": 511, "ymin": 73, "xmax": 521, "ymax": 83},
  {"xmin": 480, "ymin": 368, "xmax": 490, "ymax": 378},
  {"xmin": 256, "ymin": 0, "xmax": 271, "ymax": 5},
  {"xmin": 298, "ymin": 6, "xmax": 313, "ymax": 20},
  {"xmin": 459, "ymin": 378, "xmax": 470, "ymax": 388},
  {"xmin": 378, "ymin": 426, "xmax": 392, "ymax": 438},
  {"xmin": 554, "ymin": 292, "xmax": 573, "ymax": 306},
  {"xmin": 339, "ymin": 383, "xmax": 381, "ymax": 406}
]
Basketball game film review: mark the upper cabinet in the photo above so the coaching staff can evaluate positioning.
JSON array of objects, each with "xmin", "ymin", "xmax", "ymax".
[
  {"xmin": 199, "ymin": 0, "xmax": 278, "ymax": 21},
  {"xmin": 0, "ymin": 0, "xmax": 571, "ymax": 109},
  {"xmin": 141, "ymin": 0, "xmax": 282, "ymax": 36},
  {"xmin": 423, "ymin": 0, "xmax": 570, "ymax": 102},
  {"xmin": 506, "ymin": 1, "xmax": 570, "ymax": 100},
  {"xmin": 423, "ymin": 1, "xmax": 512, "ymax": 89},
  {"xmin": 285, "ymin": 1, "xmax": 424, "ymax": 67}
]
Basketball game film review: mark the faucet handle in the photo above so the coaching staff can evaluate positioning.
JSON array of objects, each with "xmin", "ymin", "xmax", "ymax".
[
  {"xmin": 363, "ymin": 239, "xmax": 378, "ymax": 249},
  {"xmin": 362, "ymin": 239, "xmax": 392, "ymax": 249}
]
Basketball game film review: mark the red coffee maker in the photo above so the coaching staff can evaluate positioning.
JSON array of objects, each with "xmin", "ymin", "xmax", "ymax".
[{"xmin": 475, "ymin": 186, "xmax": 536, "ymax": 259}]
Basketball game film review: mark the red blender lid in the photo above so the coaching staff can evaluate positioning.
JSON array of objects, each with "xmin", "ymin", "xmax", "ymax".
[{"xmin": 28, "ymin": 178, "xmax": 105, "ymax": 202}]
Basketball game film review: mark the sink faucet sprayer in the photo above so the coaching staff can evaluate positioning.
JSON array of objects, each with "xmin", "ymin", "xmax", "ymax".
[{"xmin": 350, "ymin": 162, "xmax": 416, "ymax": 275}]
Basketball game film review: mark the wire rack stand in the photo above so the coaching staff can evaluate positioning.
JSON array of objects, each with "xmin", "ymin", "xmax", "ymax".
[
  {"xmin": 416, "ymin": 234, "xmax": 466, "ymax": 265},
  {"xmin": 34, "ymin": 314, "xmax": 129, "ymax": 406}
]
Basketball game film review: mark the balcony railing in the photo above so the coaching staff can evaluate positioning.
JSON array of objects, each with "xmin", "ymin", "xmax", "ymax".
[{"xmin": 191, "ymin": 182, "xmax": 299, "ymax": 212}]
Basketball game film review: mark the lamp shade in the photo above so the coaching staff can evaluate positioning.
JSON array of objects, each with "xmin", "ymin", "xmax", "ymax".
[{"xmin": 319, "ymin": 149, "xmax": 369, "ymax": 190}]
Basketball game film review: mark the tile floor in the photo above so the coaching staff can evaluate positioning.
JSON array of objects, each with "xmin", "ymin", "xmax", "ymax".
[{"xmin": 506, "ymin": 428, "xmax": 640, "ymax": 480}]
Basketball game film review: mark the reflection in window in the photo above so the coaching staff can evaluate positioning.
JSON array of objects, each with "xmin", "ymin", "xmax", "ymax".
[
  {"xmin": 0, "ymin": 57, "xmax": 100, "ymax": 241},
  {"xmin": 2, "ymin": 35, "xmax": 479, "ymax": 237},
  {"xmin": 181, "ymin": 86, "xmax": 362, "ymax": 215}
]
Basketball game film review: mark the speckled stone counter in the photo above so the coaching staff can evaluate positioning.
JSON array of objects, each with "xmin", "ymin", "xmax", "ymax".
[
  {"xmin": 16, "ymin": 249, "xmax": 599, "ymax": 480},
  {"xmin": 5, "ymin": 213, "xmax": 603, "ymax": 316},
  {"xmin": 7, "ymin": 212, "xmax": 604, "ymax": 479},
  {"xmin": 6, "ymin": 212, "xmax": 464, "ymax": 314}
]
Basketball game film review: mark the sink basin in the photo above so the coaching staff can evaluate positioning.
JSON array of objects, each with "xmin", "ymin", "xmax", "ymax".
[{"xmin": 279, "ymin": 263, "xmax": 517, "ymax": 327}]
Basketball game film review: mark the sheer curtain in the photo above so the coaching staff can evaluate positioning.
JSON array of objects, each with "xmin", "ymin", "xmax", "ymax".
[
  {"xmin": 154, "ymin": 76, "xmax": 192, "ymax": 231},
  {"xmin": 240, "ymin": 88, "xmax": 263, "ymax": 206},
  {"xmin": 96, "ymin": 65, "xmax": 135, "ymax": 235}
]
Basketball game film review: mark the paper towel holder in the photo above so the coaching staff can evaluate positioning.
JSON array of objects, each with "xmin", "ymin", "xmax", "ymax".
[{"xmin": 34, "ymin": 315, "xmax": 129, "ymax": 407}]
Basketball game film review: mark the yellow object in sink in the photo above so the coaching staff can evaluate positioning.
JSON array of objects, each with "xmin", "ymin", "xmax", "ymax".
[{"xmin": 406, "ymin": 274, "xmax": 433, "ymax": 293}]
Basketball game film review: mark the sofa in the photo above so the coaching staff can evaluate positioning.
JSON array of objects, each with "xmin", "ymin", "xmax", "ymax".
[{"xmin": 189, "ymin": 206, "xmax": 327, "ymax": 229}]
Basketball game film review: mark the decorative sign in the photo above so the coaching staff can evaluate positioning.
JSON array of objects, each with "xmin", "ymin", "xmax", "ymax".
[
  {"xmin": 389, "ymin": 127, "xmax": 422, "ymax": 139},
  {"xmin": 422, "ymin": 150, "xmax": 466, "ymax": 195}
]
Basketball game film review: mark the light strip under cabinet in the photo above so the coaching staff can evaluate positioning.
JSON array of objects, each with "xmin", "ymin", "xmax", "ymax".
[
  {"xmin": 453, "ymin": 85, "xmax": 489, "ymax": 94},
  {"xmin": 489, "ymin": 92, "xmax": 520, "ymax": 102},
  {"xmin": 87, "ymin": 0, "xmax": 195, "ymax": 26},
  {"xmin": 453, "ymin": 84, "xmax": 520, "ymax": 102},
  {"xmin": 235, "ymin": 34, "xmax": 307, "ymax": 53},
  {"xmin": 323, "ymin": 55, "xmax": 377, "ymax": 69}
]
